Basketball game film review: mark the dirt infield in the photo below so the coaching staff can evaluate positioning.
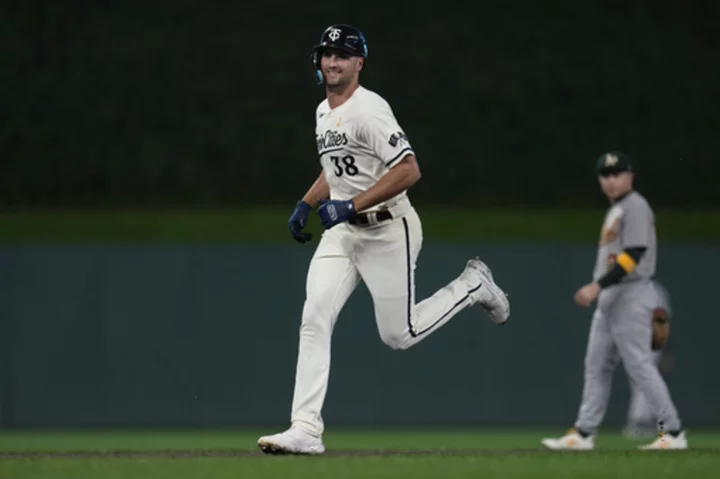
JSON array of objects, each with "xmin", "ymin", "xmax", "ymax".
[{"xmin": 0, "ymin": 448, "xmax": 553, "ymax": 459}]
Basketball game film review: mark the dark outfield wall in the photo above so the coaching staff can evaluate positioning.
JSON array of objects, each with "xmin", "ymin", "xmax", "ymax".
[{"xmin": 0, "ymin": 243, "xmax": 715, "ymax": 428}]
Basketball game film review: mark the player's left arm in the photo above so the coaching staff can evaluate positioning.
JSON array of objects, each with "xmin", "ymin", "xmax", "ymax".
[
  {"xmin": 351, "ymin": 155, "xmax": 420, "ymax": 211},
  {"xmin": 316, "ymin": 154, "xmax": 419, "ymax": 229},
  {"xmin": 352, "ymin": 110, "xmax": 420, "ymax": 211}
]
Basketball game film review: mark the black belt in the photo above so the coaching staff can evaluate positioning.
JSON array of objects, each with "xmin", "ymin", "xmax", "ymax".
[{"xmin": 348, "ymin": 210, "xmax": 393, "ymax": 225}]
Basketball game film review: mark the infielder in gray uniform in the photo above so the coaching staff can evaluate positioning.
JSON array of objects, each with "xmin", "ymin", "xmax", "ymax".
[{"xmin": 542, "ymin": 151, "xmax": 688, "ymax": 450}]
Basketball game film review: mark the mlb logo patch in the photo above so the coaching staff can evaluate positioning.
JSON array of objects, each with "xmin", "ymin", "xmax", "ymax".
[{"xmin": 388, "ymin": 131, "xmax": 408, "ymax": 147}]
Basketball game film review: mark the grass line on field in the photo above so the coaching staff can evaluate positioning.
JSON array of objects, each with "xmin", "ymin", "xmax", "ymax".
[
  {"xmin": 2, "ymin": 429, "xmax": 719, "ymax": 453},
  {"xmin": 1, "ymin": 448, "xmax": 718, "ymax": 459}
]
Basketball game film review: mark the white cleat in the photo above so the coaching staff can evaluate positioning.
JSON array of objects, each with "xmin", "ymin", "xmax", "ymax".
[
  {"xmin": 257, "ymin": 427, "xmax": 326, "ymax": 455},
  {"xmin": 461, "ymin": 257, "xmax": 510, "ymax": 324},
  {"xmin": 638, "ymin": 431, "xmax": 688, "ymax": 450},
  {"xmin": 541, "ymin": 428, "xmax": 595, "ymax": 450}
]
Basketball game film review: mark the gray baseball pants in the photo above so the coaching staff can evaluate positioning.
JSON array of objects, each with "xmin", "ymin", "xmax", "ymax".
[{"xmin": 574, "ymin": 280, "xmax": 681, "ymax": 434}]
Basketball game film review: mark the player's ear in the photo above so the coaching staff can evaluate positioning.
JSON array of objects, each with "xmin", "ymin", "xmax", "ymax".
[{"xmin": 357, "ymin": 57, "xmax": 364, "ymax": 72}]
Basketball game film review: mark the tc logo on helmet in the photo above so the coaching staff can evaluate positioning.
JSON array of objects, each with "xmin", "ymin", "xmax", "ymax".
[{"xmin": 328, "ymin": 28, "xmax": 341, "ymax": 41}]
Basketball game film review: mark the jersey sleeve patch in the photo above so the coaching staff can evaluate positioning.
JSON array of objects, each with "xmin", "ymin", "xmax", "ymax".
[{"xmin": 360, "ymin": 110, "xmax": 415, "ymax": 167}]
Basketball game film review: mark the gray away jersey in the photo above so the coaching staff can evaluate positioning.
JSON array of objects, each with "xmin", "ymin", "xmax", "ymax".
[{"xmin": 593, "ymin": 190, "xmax": 657, "ymax": 283}]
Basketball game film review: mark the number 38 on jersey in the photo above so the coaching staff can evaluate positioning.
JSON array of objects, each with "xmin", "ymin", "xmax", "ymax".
[
  {"xmin": 316, "ymin": 130, "xmax": 357, "ymax": 177},
  {"xmin": 314, "ymin": 86, "xmax": 416, "ymax": 201},
  {"xmin": 330, "ymin": 155, "xmax": 358, "ymax": 176}
]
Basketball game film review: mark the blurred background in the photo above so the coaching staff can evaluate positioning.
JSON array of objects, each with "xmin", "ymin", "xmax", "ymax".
[{"xmin": 1, "ymin": 0, "xmax": 718, "ymax": 431}]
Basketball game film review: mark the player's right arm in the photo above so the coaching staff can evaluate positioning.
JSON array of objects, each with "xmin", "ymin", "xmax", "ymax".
[
  {"xmin": 287, "ymin": 171, "xmax": 329, "ymax": 244},
  {"xmin": 301, "ymin": 171, "xmax": 330, "ymax": 208}
]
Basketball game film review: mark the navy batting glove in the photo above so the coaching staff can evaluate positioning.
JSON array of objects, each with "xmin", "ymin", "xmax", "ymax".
[
  {"xmin": 288, "ymin": 200, "xmax": 313, "ymax": 243},
  {"xmin": 317, "ymin": 199, "xmax": 356, "ymax": 230}
]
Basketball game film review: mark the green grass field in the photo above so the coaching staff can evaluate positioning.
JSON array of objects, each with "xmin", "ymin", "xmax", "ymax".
[
  {"xmin": 1, "ymin": 428, "xmax": 718, "ymax": 478},
  {"xmin": 0, "ymin": 208, "xmax": 718, "ymax": 242}
]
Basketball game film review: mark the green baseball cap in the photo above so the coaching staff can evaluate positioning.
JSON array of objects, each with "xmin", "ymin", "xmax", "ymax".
[{"xmin": 596, "ymin": 151, "xmax": 633, "ymax": 175}]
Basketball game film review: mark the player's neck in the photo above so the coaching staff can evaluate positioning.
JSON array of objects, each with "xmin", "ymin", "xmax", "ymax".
[
  {"xmin": 609, "ymin": 188, "xmax": 633, "ymax": 203},
  {"xmin": 326, "ymin": 82, "xmax": 360, "ymax": 110}
]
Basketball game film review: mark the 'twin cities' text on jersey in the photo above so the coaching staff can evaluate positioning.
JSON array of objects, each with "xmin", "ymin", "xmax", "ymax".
[
  {"xmin": 316, "ymin": 130, "xmax": 348, "ymax": 151},
  {"xmin": 315, "ymin": 86, "xmax": 415, "ymax": 213}
]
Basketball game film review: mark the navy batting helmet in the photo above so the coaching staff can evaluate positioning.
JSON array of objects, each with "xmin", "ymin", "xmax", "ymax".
[{"xmin": 311, "ymin": 24, "xmax": 368, "ymax": 84}]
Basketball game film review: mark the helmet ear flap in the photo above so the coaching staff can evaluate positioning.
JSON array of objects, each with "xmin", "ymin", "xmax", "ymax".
[
  {"xmin": 359, "ymin": 33, "xmax": 369, "ymax": 58},
  {"xmin": 311, "ymin": 49, "xmax": 323, "ymax": 85}
]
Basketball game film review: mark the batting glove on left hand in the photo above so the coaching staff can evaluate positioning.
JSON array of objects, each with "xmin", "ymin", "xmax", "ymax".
[{"xmin": 317, "ymin": 199, "xmax": 356, "ymax": 230}]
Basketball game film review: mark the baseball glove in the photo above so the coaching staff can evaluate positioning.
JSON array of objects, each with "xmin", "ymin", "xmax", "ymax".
[{"xmin": 651, "ymin": 307, "xmax": 670, "ymax": 350}]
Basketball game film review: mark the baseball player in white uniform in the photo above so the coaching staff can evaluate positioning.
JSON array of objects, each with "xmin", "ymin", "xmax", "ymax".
[{"xmin": 257, "ymin": 24, "xmax": 510, "ymax": 455}]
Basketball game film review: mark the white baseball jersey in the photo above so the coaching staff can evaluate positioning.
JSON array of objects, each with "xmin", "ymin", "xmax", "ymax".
[{"xmin": 315, "ymin": 86, "xmax": 414, "ymax": 212}]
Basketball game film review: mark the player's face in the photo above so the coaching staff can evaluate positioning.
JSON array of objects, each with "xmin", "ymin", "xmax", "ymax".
[
  {"xmin": 598, "ymin": 171, "xmax": 634, "ymax": 200},
  {"xmin": 320, "ymin": 48, "xmax": 363, "ymax": 87}
]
